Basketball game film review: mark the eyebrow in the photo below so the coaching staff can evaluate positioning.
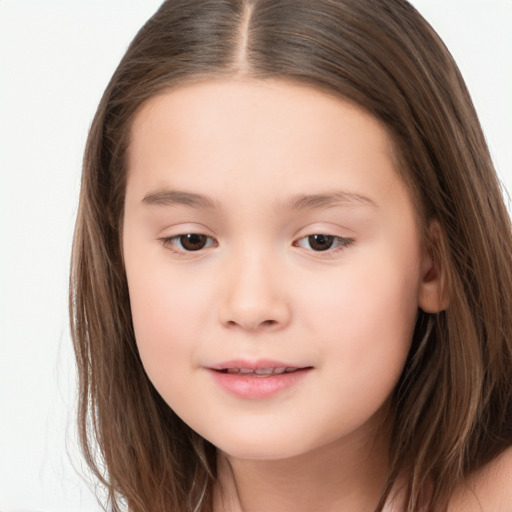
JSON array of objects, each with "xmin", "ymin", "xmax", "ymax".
[
  {"xmin": 141, "ymin": 189, "xmax": 218, "ymax": 208},
  {"xmin": 141, "ymin": 188, "xmax": 377, "ymax": 210},
  {"xmin": 287, "ymin": 191, "xmax": 378, "ymax": 210}
]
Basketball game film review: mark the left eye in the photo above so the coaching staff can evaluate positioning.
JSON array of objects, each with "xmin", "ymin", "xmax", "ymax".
[
  {"xmin": 295, "ymin": 234, "xmax": 352, "ymax": 252},
  {"xmin": 163, "ymin": 233, "xmax": 217, "ymax": 252}
]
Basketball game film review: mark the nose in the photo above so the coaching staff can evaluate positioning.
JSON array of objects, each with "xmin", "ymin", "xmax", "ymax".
[{"xmin": 218, "ymin": 250, "xmax": 291, "ymax": 332}]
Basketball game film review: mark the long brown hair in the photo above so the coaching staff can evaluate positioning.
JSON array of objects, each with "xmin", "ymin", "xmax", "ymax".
[{"xmin": 70, "ymin": 1, "xmax": 512, "ymax": 510}]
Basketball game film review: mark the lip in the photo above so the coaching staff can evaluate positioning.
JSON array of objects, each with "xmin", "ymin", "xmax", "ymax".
[
  {"xmin": 209, "ymin": 359, "xmax": 304, "ymax": 371},
  {"xmin": 206, "ymin": 359, "xmax": 313, "ymax": 399}
]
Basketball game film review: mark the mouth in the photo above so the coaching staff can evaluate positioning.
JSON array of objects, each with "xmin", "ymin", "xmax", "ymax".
[
  {"xmin": 206, "ymin": 360, "xmax": 313, "ymax": 398},
  {"xmin": 215, "ymin": 367, "xmax": 306, "ymax": 377},
  {"xmin": 208, "ymin": 359, "xmax": 312, "ymax": 375}
]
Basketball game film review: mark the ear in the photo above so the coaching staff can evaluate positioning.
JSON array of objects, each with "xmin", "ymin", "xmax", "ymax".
[{"xmin": 418, "ymin": 221, "xmax": 450, "ymax": 313}]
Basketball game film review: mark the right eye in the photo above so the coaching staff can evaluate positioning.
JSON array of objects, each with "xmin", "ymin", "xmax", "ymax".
[
  {"xmin": 161, "ymin": 233, "xmax": 217, "ymax": 252},
  {"xmin": 293, "ymin": 233, "xmax": 353, "ymax": 253}
]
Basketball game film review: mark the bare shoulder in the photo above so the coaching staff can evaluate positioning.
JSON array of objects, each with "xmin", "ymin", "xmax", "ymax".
[{"xmin": 448, "ymin": 446, "xmax": 512, "ymax": 512}]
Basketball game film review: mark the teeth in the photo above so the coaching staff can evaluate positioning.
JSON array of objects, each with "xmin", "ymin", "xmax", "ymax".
[
  {"xmin": 254, "ymin": 368, "xmax": 275, "ymax": 375},
  {"xmin": 223, "ymin": 367, "xmax": 299, "ymax": 376}
]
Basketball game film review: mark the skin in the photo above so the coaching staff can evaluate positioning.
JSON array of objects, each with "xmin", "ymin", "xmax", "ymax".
[{"xmin": 123, "ymin": 78, "xmax": 446, "ymax": 511}]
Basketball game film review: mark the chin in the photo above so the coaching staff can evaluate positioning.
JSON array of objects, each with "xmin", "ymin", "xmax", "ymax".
[{"xmin": 202, "ymin": 425, "xmax": 332, "ymax": 462}]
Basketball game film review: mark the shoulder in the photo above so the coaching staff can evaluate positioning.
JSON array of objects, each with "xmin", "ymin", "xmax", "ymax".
[{"xmin": 448, "ymin": 446, "xmax": 512, "ymax": 512}]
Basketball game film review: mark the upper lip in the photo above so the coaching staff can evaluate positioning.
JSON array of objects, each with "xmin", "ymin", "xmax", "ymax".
[{"xmin": 207, "ymin": 359, "xmax": 310, "ymax": 371}]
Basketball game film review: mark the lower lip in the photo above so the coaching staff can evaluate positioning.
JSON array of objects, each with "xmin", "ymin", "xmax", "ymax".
[{"xmin": 207, "ymin": 368, "xmax": 311, "ymax": 399}]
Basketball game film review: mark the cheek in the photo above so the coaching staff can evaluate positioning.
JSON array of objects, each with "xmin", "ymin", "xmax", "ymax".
[
  {"xmin": 126, "ymin": 264, "xmax": 211, "ymax": 386},
  {"xmin": 303, "ymin": 247, "xmax": 421, "ymax": 398},
  {"xmin": 130, "ymin": 275, "xmax": 203, "ymax": 333}
]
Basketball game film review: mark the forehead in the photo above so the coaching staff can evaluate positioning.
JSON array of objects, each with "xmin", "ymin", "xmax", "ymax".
[
  {"xmin": 129, "ymin": 78, "xmax": 395, "ymax": 159},
  {"xmin": 126, "ymin": 78, "xmax": 411, "ymax": 217}
]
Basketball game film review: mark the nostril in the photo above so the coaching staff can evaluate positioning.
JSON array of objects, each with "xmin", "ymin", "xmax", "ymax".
[{"xmin": 225, "ymin": 318, "xmax": 278, "ymax": 330}]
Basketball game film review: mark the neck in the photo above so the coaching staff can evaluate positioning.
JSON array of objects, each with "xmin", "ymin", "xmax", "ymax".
[{"xmin": 213, "ymin": 419, "xmax": 393, "ymax": 512}]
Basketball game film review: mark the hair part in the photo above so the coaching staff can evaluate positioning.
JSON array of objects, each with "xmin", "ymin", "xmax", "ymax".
[{"xmin": 70, "ymin": 1, "xmax": 512, "ymax": 511}]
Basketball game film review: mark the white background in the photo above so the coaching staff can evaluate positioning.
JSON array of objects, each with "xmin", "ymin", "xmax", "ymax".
[{"xmin": 0, "ymin": 1, "xmax": 510, "ymax": 511}]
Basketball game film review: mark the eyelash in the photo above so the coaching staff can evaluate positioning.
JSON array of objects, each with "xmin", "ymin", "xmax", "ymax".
[
  {"xmin": 160, "ymin": 233, "xmax": 217, "ymax": 254},
  {"xmin": 160, "ymin": 233, "xmax": 354, "ymax": 256},
  {"xmin": 293, "ymin": 234, "xmax": 354, "ymax": 254}
]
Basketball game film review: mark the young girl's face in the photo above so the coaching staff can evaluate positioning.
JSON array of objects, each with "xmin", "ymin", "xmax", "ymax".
[{"xmin": 123, "ymin": 78, "xmax": 438, "ymax": 460}]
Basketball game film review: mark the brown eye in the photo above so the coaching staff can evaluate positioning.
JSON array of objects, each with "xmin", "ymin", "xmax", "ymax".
[
  {"xmin": 307, "ymin": 234, "xmax": 334, "ymax": 251},
  {"xmin": 294, "ymin": 234, "xmax": 353, "ymax": 254},
  {"xmin": 179, "ymin": 234, "xmax": 209, "ymax": 251},
  {"xmin": 161, "ymin": 233, "xmax": 217, "ymax": 254}
]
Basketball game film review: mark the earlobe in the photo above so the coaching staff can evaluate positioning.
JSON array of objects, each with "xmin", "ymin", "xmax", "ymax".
[{"xmin": 418, "ymin": 221, "xmax": 450, "ymax": 313}]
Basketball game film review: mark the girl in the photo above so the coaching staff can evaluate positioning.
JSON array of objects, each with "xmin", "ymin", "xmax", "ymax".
[{"xmin": 70, "ymin": 1, "xmax": 512, "ymax": 511}]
